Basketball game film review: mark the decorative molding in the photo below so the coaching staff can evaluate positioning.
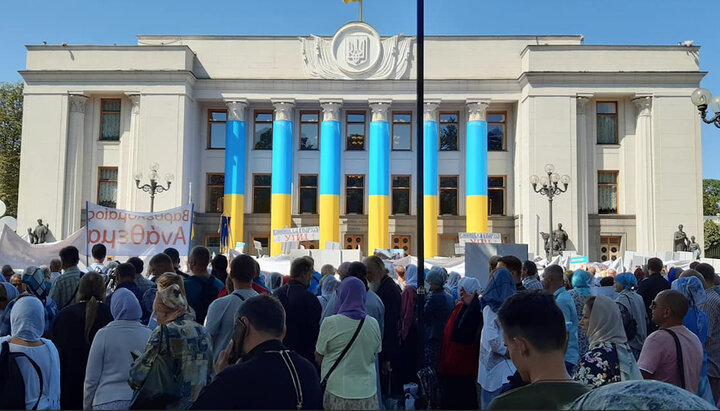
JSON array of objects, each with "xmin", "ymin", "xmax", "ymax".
[
  {"xmin": 632, "ymin": 96, "xmax": 653, "ymax": 117},
  {"xmin": 369, "ymin": 101, "xmax": 391, "ymax": 122},
  {"xmin": 424, "ymin": 101, "xmax": 440, "ymax": 122},
  {"xmin": 225, "ymin": 99, "xmax": 248, "ymax": 122},
  {"xmin": 68, "ymin": 94, "xmax": 88, "ymax": 114},
  {"xmin": 576, "ymin": 96, "xmax": 590, "ymax": 116},
  {"xmin": 320, "ymin": 100, "xmax": 342, "ymax": 122},
  {"xmin": 127, "ymin": 94, "xmax": 141, "ymax": 115},
  {"xmin": 466, "ymin": 99, "xmax": 490, "ymax": 122},
  {"xmin": 272, "ymin": 100, "xmax": 295, "ymax": 121},
  {"xmin": 300, "ymin": 22, "xmax": 413, "ymax": 80}
]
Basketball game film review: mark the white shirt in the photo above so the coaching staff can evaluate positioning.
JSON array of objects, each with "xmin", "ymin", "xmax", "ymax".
[{"xmin": 477, "ymin": 306, "xmax": 516, "ymax": 391}]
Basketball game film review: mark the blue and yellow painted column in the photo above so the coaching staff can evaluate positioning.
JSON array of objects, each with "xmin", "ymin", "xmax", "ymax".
[
  {"xmin": 423, "ymin": 101, "xmax": 440, "ymax": 258},
  {"xmin": 270, "ymin": 100, "xmax": 295, "ymax": 256},
  {"xmin": 223, "ymin": 100, "xmax": 248, "ymax": 247},
  {"xmin": 319, "ymin": 101, "xmax": 342, "ymax": 249},
  {"xmin": 466, "ymin": 100, "xmax": 490, "ymax": 233},
  {"xmin": 368, "ymin": 101, "xmax": 391, "ymax": 253}
]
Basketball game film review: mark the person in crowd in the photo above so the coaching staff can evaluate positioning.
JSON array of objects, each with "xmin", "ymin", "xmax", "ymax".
[
  {"xmin": 0, "ymin": 282, "xmax": 18, "ymax": 318},
  {"xmin": 399, "ymin": 264, "xmax": 419, "ymax": 384},
  {"xmin": 210, "ymin": 254, "xmax": 228, "ymax": 285},
  {"xmin": 10, "ymin": 272, "xmax": 25, "ymax": 294},
  {"xmin": 568, "ymin": 270, "xmax": 592, "ymax": 357},
  {"xmin": 445, "ymin": 272, "xmax": 461, "ymax": 301},
  {"xmin": 439, "ymin": 277, "xmax": 483, "ymax": 410},
  {"xmin": 496, "ymin": 255, "xmax": 524, "ymax": 291},
  {"xmin": 395, "ymin": 265, "xmax": 406, "ymax": 288},
  {"xmin": 126, "ymin": 256, "xmax": 153, "ymax": 294},
  {"xmin": 204, "ymin": 254, "xmax": 259, "ymax": 362},
  {"xmin": 569, "ymin": 380, "xmax": 713, "ymax": 410},
  {"xmin": 634, "ymin": 266, "xmax": 646, "ymax": 283},
  {"xmin": 318, "ymin": 275, "xmax": 340, "ymax": 312},
  {"xmin": 268, "ymin": 272, "xmax": 284, "ymax": 293},
  {"xmin": 48, "ymin": 258, "xmax": 62, "ymax": 283},
  {"xmin": 425, "ymin": 267, "xmax": 454, "ymax": 371},
  {"xmin": 521, "ymin": 261, "xmax": 542, "ymax": 291},
  {"xmin": 668, "ymin": 267, "xmax": 679, "ymax": 284},
  {"xmin": 129, "ymin": 273, "xmax": 213, "ymax": 409},
  {"xmin": 638, "ymin": 257, "xmax": 670, "ymax": 334},
  {"xmin": 614, "ymin": 272, "xmax": 648, "ymax": 359},
  {"xmin": 140, "ymin": 253, "xmax": 176, "ymax": 325},
  {"xmin": 574, "ymin": 295, "xmax": 642, "ymax": 388},
  {"xmin": 319, "ymin": 264, "xmax": 335, "ymax": 284},
  {"xmin": 52, "ymin": 272, "xmax": 113, "ymax": 409},
  {"xmin": 192, "ymin": 295, "xmax": 322, "ymax": 410},
  {"xmin": 564, "ymin": 272, "xmax": 574, "ymax": 290},
  {"xmin": 316, "ymin": 277, "xmax": 382, "ymax": 410},
  {"xmin": 543, "ymin": 264, "xmax": 580, "ymax": 373},
  {"xmin": 107, "ymin": 263, "xmax": 145, "ymax": 308},
  {"xmin": 489, "ymin": 256, "xmax": 501, "ymax": 277},
  {"xmin": 274, "ymin": 256, "xmax": 322, "ymax": 365},
  {"xmin": 49, "ymin": 246, "xmax": 85, "ymax": 311},
  {"xmin": 0, "ymin": 297, "xmax": 61, "ymax": 410},
  {"xmin": 595, "ymin": 276, "xmax": 619, "ymax": 299},
  {"xmin": 163, "ymin": 247, "xmax": 188, "ymax": 278},
  {"xmin": 83, "ymin": 288, "xmax": 152, "ymax": 410},
  {"xmin": 2, "ymin": 264, "xmax": 14, "ymax": 282},
  {"xmin": 638, "ymin": 290, "xmax": 703, "ymax": 394},
  {"xmin": 251, "ymin": 260, "xmax": 270, "ymax": 295},
  {"xmin": 488, "ymin": 291, "xmax": 590, "ymax": 410},
  {"xmin": 478, "ymin": 268, "xmax": 517, "ymax": 409},
  {"xmin": 695, "ymin": 263, "xmax": 720, "ymax": 400},
  {"xmin": 89, "ymin": 243, "xmax": 109, "ymax": 277},
  {"xmin": 0, "ymin": 267, "xmax": 58, "ymax": 337},
  {"xmin": 183, "ymin": 246, "xmax": 224, "ymax": 325}
]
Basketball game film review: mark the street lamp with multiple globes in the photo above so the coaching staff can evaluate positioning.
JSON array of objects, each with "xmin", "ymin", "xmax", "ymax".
[
  {"xmin": 691, "ymin": 88, "xmax": 720, "ymax": 128},
  {"xmin": 530, "ymin": 164, "xmax": 571, "ymax": 261},
  {"xmin": 134, "ymin": 163, "xmax": 174, "ymax": 212}
]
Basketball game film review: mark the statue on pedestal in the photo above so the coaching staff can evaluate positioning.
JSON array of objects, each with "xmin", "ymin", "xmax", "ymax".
[
  {"xmin": 553, "ymin": 223, "xmax": 569, "ymax": 253},
  {"xmin": 688, "ymin": 235, "xmax": 701, "ymax": 260},
  {"xmin": 32, "ymin": 219, "xmax": 49, "ymax": 244},
  {"xmin": 27, "ymin": 228, "xmax": 38, "ymax": 244},
  {"xmin": 673, "ymin": 224, "xmax": 689, "ymax": 252}
]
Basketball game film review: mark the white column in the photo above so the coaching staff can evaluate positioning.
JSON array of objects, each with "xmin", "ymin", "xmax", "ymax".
[
  {"xmin": 576, "ymin": 96, "xmax": 591, "ymax": 255},
  {"xmin": 63, "ymin": 95, "xmax": 88, "ymax": 237},
  {"xmin": 634, "ymin": 96, "xmax": 654, "ymax": 253},
  {"xmin": 118, "ymin": 94, "xmax": 140, "ymax": 210}
]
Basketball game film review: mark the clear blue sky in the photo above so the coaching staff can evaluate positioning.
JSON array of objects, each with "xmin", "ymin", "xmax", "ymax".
[{"xmin": 1, "ymin": 0, "xmax": 718, "ymax": 178}]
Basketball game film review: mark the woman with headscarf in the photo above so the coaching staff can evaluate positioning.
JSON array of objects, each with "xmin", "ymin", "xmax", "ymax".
[
  {"xmin": 129, "ymin": 273, "xmax": 214, "ymax": 409},
  {"xmin": 318, "ymin": 275, "xmax": 340, "ymax": 312},
  {"xmin": 84, "ymin": 288, "xmax": 152, "ymax": 410},
  {"xmin": 398, "ymin": 264, "xmax": 419, "ymax": 385},
  {"xmin": 445, "ymin": 272, "xmax": 462, "ymax": 301},
  {"xmin": 613, "ymin": 272, "xmax": 648, "ymax": 359},
  {"xmin": 315, "ymin": 276, "xmax": 382, "ymax": 410},
  {"xmin": 438, "ymin": 277, "xmax": 483, "ymax": 410},
  {"xmin": 268, "ymin": 272, "xmax": 284, "ymax": 293},
  {"xmin": 568, "ymin": 270, "xmax": 592, "ymax": 357},
  {"xmin": 478, "ymin": 268, "xmax": 516, "ymax": 409},
  {"xmin": 573, "ymin": 295, "xmax": 642, "ymax": 388},
  {"xmin": 0, "ymin": 282, "xmax": 18, "ymax": 319},
  {"xmin": 51, "ymin": 272, "xmax": 113, "ymax": 410},
  {"xmin": 424, "ymin": 267, "xmax": 455, "ymax": 372},
  {"xmin": 0, "ymin": 267, "xmax": 58, "ymax": 338},
  {"xmin": 0, "ymin": 297, "xmax": 61, "ymax": 410}
]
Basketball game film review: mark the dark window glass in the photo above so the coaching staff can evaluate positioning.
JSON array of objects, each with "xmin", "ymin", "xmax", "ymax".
[
  {"xmin": 300, "ymin": 112, "xmax": 319, "ymax": 150},
  {"xmin": 254, "ymin": 111, "xmax": 273, "ymax": 150},
  {"xmin": 208, "ymin": 110, "xmax": 226, "ymax": 149},
  {"xmin": 299, "ymin": 175, "xmax": 318, "ymax": 214},
  {"xmin": 440, "ymin": 112, "xmax": 458, "ymax": 151},
  {"xmin": 488, "ymin": 112, "xmax": 506, "ymax": 151},
  {"xmin": 97, "ymin": 167, "xmax": 118, "ymax": 208},
  {"xmin": 346, "ymin": 175, "xmax": 364, "ymax": 214},
  {"xmin": 100, "ymin": 99, "xmax": 121, "ymax": 141},
  {"xmin": 597, "ymin": 102, "xmax": 618, "ymax": 144},
  {"xmin": 392, "ymin": 175, "xmax": 410, "ymax": 215},
  {"xmin": 206, "ymin": 173, "xmax": 225, "ymax": 213},
  {"xmin": 346, "ymin": 112, "xmax": 366, "ymax": 150},
  {"xmin": 488, "ymin": 176, "xmax": 505, "ymax": 216},
  {"xmin": 392, "ymin": 113, "xmax": 412, "ymax": 150},
  {"xmin": 439, "ymin": 176, "xmax": 458, "ymax": 215},
  {"xmin": 253, "ymin": 174, "xmax": 271, "ymax": 213}
]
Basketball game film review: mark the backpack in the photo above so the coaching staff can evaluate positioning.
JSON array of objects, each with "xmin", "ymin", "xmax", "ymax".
[
  {"xmin": 187, "ymin": 276, "xmax": 219, "ymax": 324},
  {"xmin": 0, "ymin": 340, "xmax": 44, "ymax": 410},
  {"xmin": 616, "ymin": 296, "xmax": 638, "ymax": 342}
]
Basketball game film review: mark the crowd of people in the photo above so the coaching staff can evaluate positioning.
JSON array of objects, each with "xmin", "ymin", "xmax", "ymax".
[{"xmin": 0, "ymin": 242, "xmax": 719, "ymax": 410}]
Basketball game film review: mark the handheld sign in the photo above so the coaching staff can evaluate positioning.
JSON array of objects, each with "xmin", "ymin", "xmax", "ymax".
[{"xmin": 272, "ymin": 227, "xmax": 320, "ymax": 243}]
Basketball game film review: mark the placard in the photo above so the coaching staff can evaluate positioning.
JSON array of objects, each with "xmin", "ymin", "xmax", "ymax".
[
  {"xmin": 272, "ymin": 227, "xmax": 320, "ymax": 243},
  {"xmin": 458, "ymin": 232, "xmax": 502, "ymax": 244}
]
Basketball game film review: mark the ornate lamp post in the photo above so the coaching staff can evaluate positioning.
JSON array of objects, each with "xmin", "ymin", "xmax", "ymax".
[
  {"xmin": 134, "ymin": 163, "xmax": 174, "ymax": 212},
  {"xmin": 691, "ymin": 88, "xmax": 720, "ymax": 128},
  {"xmin": 530, "ymin": 164, "xmax": 570, "ymax": 261}
]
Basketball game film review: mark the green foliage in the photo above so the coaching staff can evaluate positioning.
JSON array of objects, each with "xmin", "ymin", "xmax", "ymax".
[
  {"xmin": 703, "ymin": 179, "xmax": 720, "ymax": 216},
  {"xmin": 704, "ymin": 219, "xmax": 720, "ymax": 251},
  {"xmin": 0, "ymin": 82, "xmax": 22, "ymax": 217}
]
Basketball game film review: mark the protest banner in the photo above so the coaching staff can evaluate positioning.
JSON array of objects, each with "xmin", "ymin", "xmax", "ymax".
[
  {"xmin": 458, "ymin": 232, "xmax": 502, "ymax": 245},
  {"xmin": 569, "ymin": 255, "xmax": 589, "ymax": 270},
  {"xmin": 0, "ymin": 225, "xmax": 87, "ymax": 269},
  {"xmin": 272, "ymin": 227, "xmax": 320, "ymax": 243},
  {"xmin": 86, "ymin": 202, "xmax": 194, "ymax": 257}
]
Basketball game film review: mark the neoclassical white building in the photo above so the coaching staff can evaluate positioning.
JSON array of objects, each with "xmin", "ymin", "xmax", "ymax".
[{"xmin": 16, "ymin": 21, "xmax": 705, "ymax": 261}]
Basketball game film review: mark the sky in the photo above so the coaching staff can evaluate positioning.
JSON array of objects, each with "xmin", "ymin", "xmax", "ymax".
[{"xmin": 1, "ymin": 0, "xmax": 718, "ymax": 178}]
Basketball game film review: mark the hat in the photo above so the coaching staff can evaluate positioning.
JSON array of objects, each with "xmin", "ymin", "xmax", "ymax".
[{"xmin": 426, "ymin": 267, "xmax": 446, "ymax": 286}]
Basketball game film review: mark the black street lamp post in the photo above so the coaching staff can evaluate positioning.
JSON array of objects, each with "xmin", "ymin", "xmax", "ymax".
[
  {"xmin": 691, "ymin": 88, "xmax": 720, "ymax": 128},
  {"xmin": 134, "ymin": 163, "xmax": 174, "ymax": 212},
  {"xmin": 530, "ymin": 164, "xmax": 570, "ymax": 261}
]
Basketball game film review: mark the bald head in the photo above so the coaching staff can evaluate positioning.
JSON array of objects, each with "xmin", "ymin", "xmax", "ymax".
[{"xmin": 656, "ymin": 290, "xmax": 689, "ymax": 322}]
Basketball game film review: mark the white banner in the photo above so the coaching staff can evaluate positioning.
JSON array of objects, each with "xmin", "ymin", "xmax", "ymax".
[
  {"xmin": 272, "ymin": 227, "xmax": 320, "ymax": 243},
  {"xmin": 0, "ymin": 225, "xmax": 87, "ymax": 269},
  {"xmin": 458, "ymin": 232, "xmax": 502, "ymax": 244},
  {"xmin": 86, "ymin": 202, "xmax": 193, "ymax": 257}
]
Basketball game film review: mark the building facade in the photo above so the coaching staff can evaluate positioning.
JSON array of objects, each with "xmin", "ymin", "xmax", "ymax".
[{"xmin": 17, "ymin": 22, "xmax": 705, "ymax": 260}]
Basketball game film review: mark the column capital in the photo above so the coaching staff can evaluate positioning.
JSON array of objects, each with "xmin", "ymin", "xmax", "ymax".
[
  {"xmin": 424, "ymin": 100, "xmax": 440, "ymax": 121},
  {"xmin": 272, "ymin": 99, "xmax": 295, "ymax": 121},
  {"xmin": 466, "ymin": 99, "xmax": 490, "ymax": 122},
  {"xmin": 225, "ymin": 99, "xmax": 248, "ymax": 122},
  {"xmin": 369, "ymin": 100, "xmax": 391, "ymax": 122},
  {"xmin": 632, "ymin": 96, "xmax": 653, "ymax": 117},
  {"xmin": 320, "ymin": 100, "xmax": 343, "ymax": 122},
  {"xmin": 576, "ymin": 95, "xmax": 591, "ymax": 115},
  {"xmin": 68, "ymin": 94, "xmax": 89, "ymax": 114},
  {"xmin": 127, "ymin": 94, "xmax": 141, "ymax": 115}
]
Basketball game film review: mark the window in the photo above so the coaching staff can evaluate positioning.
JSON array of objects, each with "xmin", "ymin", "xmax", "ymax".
[
  {"xmin": 439, "ymin": 176, "xmax": 458, "ymax": 215},
  {"xmin": 344, "ymin": 234, "xmax": 364, "ymax": 251},
  {"xmin": 598, "ymin": 171, "xmax": 618, "ymax": 214},
  {"xmin": 299, "ymin": 175, "xmax": 318, "ymax": 214},
  {"xmin": 207, "ymin": 109, "xmax": 227, "ymax": 149},
  {"xmin": 346, "ymin": 112, "xmax": 366, "ymax": 150},
  {"xmin": 300, "ymin": 111, "xmax": 320, "ymax": 150},
  {"xmin": 488, "ymin": 176, "xmax": 506, "ymax": 216},
  {"xmin": 345, "ymin": 175, "xmax": 365, "ymax": 214},
  {"xmin": 97, "ymin": 167, "xmax": 118, "ymax": 208},
  {"xmin": 392, "ymin": 112, "xmax": 412, "ymax": 151},
  {"xmin": 439, "ymin": 112, "xmax": 459, "ymax": 151},
  {"xmin": 252, "ymin": 235, "xmax": 269, "ymax": 256},
  {"xmin": 488, "ymin": 112, "xmax": 506, "ymax": 151},
  {"xmin": 392, "ymin": 175, "xmax": 410, "ymax": 215},
  {"xmin": 205, "ymin": 234, "xmax": 221, "ymax": 255},
  {"xmin": 254, "ymin": 111, "xmax": 273, "ymax": 150},
  {"xmin": 100, "ymin": 99, "xmax": 121, "ymax": 141},
  {"xmin": 391, "ymin": 235, "xmax": 411, "ymax": 254},
  {"xmin": 253, "ymin": 174, "xmax": 271, "ymax": 213},
  {"xmin": 206, "ymin": 173, "xmax": 224, "ymax": 213},
  {"xmin": 597, "ymin": 102, "xmax": 618, "ymax": 144}
]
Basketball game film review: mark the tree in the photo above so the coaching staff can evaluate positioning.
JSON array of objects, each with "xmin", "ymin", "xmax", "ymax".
[
  {"xmin": 703, "ymin": 179, "xmax": 720, "ymax": 216},
  {"xmin": 704, "ymin": 219, "xmax": 720, "ymax": 251},
  {"xmin": 0, "ymin": 82, "xmax": 22, "ymax": 217}
]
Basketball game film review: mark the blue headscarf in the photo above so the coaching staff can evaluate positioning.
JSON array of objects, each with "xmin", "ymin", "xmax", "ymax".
[
  {"xmin": 10, "ymin": 296, "xmax": 45, "ymax": 342},
  {"xmin": 667, "ymin": 268, "xmax": 678, "ymax": 284},
  {"xmin": 404, "ymin": 265, "xmax": 418, "ymax": 289},
  {"xmin": 321, "ymin": 275, "xmax": 340, "ymax": 299},
  {"xmin": 672, "ymin": 277, "xmax": 707, "ymax": 308},
  {"xmin": 426, "ymin": 267, "xmax": 446, "ymax": 287},
  {"xmin": 615, "ymin": 272, "xmax": 638, "ymax": 291},
  {"xmin": 111, "ymin": 288, "xmax": 142, "ymax": 321},
  {"xmin": 445, "ymin": 272, "xmax": 461, "ymax": 300},
  {"xmin": 2, "ymin": 283, "xmax": 18, "ymax": 301},
  {"xmin": 571, "ymin": 270, "xmax": 591, "ymax": 297},
  {"xmin": 481, "ymin": 268, "xmax": 515, "ymax": 312}
]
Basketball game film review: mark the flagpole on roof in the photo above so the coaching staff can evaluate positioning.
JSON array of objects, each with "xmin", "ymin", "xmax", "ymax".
[{"xmin": 359, "ymin": 0, "xmax": 363, "ymax": 21}]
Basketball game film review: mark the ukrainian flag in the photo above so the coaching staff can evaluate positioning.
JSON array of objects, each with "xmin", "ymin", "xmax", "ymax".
[{"xmin": 343, "ymin": 0, "xmax": 360, "ymax": 3}]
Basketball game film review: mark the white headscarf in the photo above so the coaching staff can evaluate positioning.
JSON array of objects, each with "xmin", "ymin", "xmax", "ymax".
[
  {"xmin": 458, "ymin": 277, "xmax": 481, "ymax": 295},
  {"xmin": 10, "ymin": 296, "xmax": 45, "ymax": 342}
]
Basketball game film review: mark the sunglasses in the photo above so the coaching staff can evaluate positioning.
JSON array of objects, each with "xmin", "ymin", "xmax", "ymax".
[{"xmin": 650, "ymin": 301, "xmax": 664, "ymax": 310}]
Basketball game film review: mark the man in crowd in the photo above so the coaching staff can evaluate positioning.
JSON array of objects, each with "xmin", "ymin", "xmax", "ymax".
[
  {"xmin": 191, "ymin": 295, "xmax": 322, "ymax": 410},
  {"xmin": 88, "ymin": 243, "xmax": 109, "ymax": 276},
  {"xmin": 164, "ymin": 247, "xmax": 188, "ymax": 278},
  {"xmin": 521, "ymin": 260, "xmax": 543, "ymax": 291},
  {"xmin": 251, "ymin": 259, "xmax": 270, "ymax": 295},
  {"xmin": 48, "ymin": 258, "xmax": 62, "ymax": 283},
  {"xmin": 274, "ymin": 256, "xmax": 322, "ymax": 365},
  {"xmin": 488, "ymin": 291, "xmax": 590, "ymax": 410},
  {"xmin": 497, "ymin": 255, "xmax": 525, "ymax": 291},
  {"xmin": 1, "ymin": 265, "xmax": 13, "ymax": 282},
  {"xmin": 693, "ymin": 263, "xmax": 720, "ymax": 398},
  {"xmin": 106, "ymin": 262, "xmax": 149, "ymax": 322},
  {"xmin": 638, "ymin": 290, "xmax": 703, "ymax": 394},
  {"xmin": 205, "ymin": 254, "xmax": 259, "ymax": 362},
  {"xmin": 49, "ymin": 246, "xmax": 84, "ymax": 310},
  {"xmin": 184, "ymin": 246, "xmax": 225, "ymax": 325},
  {"xmin": 542, "ymin": 264, "xmax": 579, "ymax": 372},
  {"xmin": 637, "ymin": 257, "xmax": 670, "ymax": 333},
  {"xmin": 147, "ymin": 253, "xmax": 175, "ymax": 282},
  {"xmin": 127, "ymin": 256, "xmax": 155, "ymax": 293}
]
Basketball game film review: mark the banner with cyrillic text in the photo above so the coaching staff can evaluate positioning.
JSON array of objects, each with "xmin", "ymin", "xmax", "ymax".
[
  {"xmin": 458, "ymin": 232, "xmax": 502, "ymax": 245},
  {"xmin": 86, "ymin": 202, "xmax": 193, "ymax": 257},
  {"xmin": 272, "ymin": 227, "xmax": 320, "ymax": 243}
]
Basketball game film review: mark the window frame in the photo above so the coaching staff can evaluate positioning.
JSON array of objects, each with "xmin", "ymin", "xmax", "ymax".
[
  {"xmin": 439, "ymin": 175, "xmax": 459, "ymax": 216},
  {"xmin": 391, "ymin": 111, "xmax": 413, "ymax": 151},
  {"xmin": 253, "ymin": 110, "xmax": 274, "ymax": 150},
  {"xmin": 487, "ymin": 111, "xmax": 507, "ymax": 152},
  {"xmin": 299, "ymin": 110, "xmax": 320, "ymax": 151},
  {"xmin": 97, "ymin": 166, "xmax": 119, "ymax": 208},
  {"xmin": 596, "ymin": 101, "xmax": 619, "ymax": 145},
  {"xmin": 344, "ymin": 234, "xmax": 365, "ymax": 252},
  {"xmin": 488, "ymin": 175, "xmax": 507, "ymax": 216},
  {"xmin": 252, "ymin": 173, "xmax": 272, "ymax": 214},
  {"xmin": 251, "ymin": 234, "xmax": 270, "ymax": 255},
  {"xmin": 391, "ymin": 174, "xmax": 411, "ymax": 215},
  {"xmin": 391, "ymin": 234, "xmax": 411, "ymax": 254},
  {"xmin": 439, "ymin": 111, "xmax": 460, "ymax": 152},
  {"xmin": 204, "ymin": 233, "xmax": 221, "ymax": 252},
  {"xmin": 207, "ymin": 109, "xmax": 227, "ymax": 150},
  {"xmin": 597, "ymin": 170, "xmax": 619, "ymax": 214},
  {"xmin": 345, "ymin": 174, "xmax": 365, "ymax": 215},
  {"xmin": 99, "ymin": 98, "xmax": 122, "ymax": 141},
  {"xmin": 298, "ymin": 174, "xmax": 318, "ymax": 214},
  {"xmin": 205, "ymin": 173, "xmax": 225, "ymax": 213},
  {"xmin": 345, "ymin": 111, "xmax": 367, "ymax": 151}
]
